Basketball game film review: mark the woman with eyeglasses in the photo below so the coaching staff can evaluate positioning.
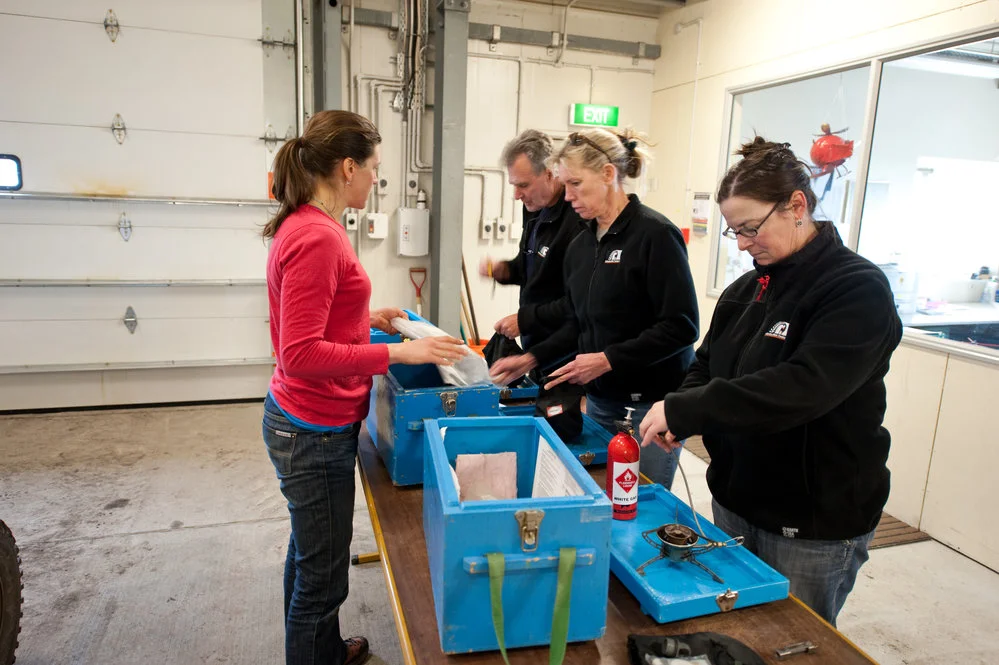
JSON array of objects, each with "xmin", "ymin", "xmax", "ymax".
[
  {"xmin": 638, "ymin": 137, "xmax": 903, "ymax": 626},
  {"xmin": 490, "ymin": 128, "xmax": 699, "ymax": 489}
]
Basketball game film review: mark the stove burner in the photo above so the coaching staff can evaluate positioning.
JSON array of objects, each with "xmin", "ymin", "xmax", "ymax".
[{"xmin": 636, "ymin": 522, "xmax": 744, "ymax": 583}]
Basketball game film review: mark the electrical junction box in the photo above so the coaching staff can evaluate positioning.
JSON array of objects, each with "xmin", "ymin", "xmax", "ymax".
[
  {"xmin": 396, "ymin": 207, "xmax": 429, "ymax": 257},
  {"xmin": 366, "ymin": 212, "xmax": 389, "ymax": 239}
]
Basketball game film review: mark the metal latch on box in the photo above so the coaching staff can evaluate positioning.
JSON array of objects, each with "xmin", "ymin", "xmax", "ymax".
[
  {"xmin": 515, "ymin": 509, "xmax": 543, "ymax": 552},
  {"xmin": 715, "ymin": 588, "xmax": 738, "ymax": 612},
  {"xmin": 439, "ymin": 391, "xmax": 458, "ymax": 417}
]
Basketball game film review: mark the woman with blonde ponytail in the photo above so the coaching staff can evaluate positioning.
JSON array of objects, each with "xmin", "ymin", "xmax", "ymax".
[
  {"xmin": 490, "ymin": 128, "xmax": 699, "ymax": 490},
  {"xmin": 262, "ymin": 110, "xmax": 465, "ymax": 665}
]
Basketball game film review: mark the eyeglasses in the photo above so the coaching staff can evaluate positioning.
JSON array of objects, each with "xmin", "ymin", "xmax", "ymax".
[
  {"xmin": 567, "ymin": 132, "xmax": 614, "ymax": 163},
  {"xmin": 722, "ymin": 201, "xmax": 781, "ymax": 239}
]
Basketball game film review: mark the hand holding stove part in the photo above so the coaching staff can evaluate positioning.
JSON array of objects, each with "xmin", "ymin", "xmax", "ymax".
[{"xmin": 639, "ymin": 401, "xmax": 681, "ymax": 451}]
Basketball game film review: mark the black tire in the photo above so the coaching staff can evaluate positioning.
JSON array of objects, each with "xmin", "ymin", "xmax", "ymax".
[{"xmin": 0, "ymin": 520, "xmax": 22, "ymax": 665}]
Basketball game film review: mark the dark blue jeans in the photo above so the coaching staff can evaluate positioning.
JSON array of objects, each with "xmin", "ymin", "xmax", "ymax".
[
  {"xmin": 263, "ymin": 395, "xmax": 360, "ymax": 665},
  {"xmin": 585, "ymin": 394, "xmax": 683, "ymax": 490},
  {"xmin": 711, "ymin": 499, "xmax": 874, "ymax": 626}
]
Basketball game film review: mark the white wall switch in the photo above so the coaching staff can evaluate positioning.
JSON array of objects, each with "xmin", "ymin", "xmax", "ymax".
[
  {"xmin": 366, "ymin": 212, "xmax": 388, "ymax": 239},
  {"xmin": 480, "ymin": 218, "xmax": 494, "ymax": 241}
]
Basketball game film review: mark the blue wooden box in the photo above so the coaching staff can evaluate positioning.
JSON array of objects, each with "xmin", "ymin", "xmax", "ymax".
[
  {"xmin": 499, "ymin": 405, "xmax": 614, "ymax": 467},
  {"xmin": 500, "ymin": 376, "xmax": 540, "ymax": 401},
  {"xmin": 423, "ymin": 416, "xmax": 613, "ymax": 654},
  {"xmin": 610, "ymin": 485, "xmax": 789, "ymax": 623},
  {"xmin": 368, "ymin": 363, "xmax": 500, "ymax": 486}
]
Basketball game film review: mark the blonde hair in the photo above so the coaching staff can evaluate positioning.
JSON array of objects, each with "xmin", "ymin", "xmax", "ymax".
[{"xmin": 552, "ymin": 128, "xmax": 651, "ymax": 181}]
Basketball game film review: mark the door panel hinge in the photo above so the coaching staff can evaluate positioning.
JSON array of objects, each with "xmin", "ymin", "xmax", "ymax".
[
  {"xmin": 111, "ymin": 114, "xmax": 127, "ymax": 144},
  {"xmin": 118, "ymin": 213, "xmax": 131, "ymax": 241},
  {"xmin": 104, "ymin": 9, "xmax": 120, "ymax": 43},
  {"xmin": 123, "ymin": 306, "xmax": 138, "ymax": 334}
]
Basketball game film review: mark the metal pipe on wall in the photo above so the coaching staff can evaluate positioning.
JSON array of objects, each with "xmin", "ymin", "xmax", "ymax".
[{"xmin": 295, "ymin": 0, "xmax": 305, "ymax": 134}]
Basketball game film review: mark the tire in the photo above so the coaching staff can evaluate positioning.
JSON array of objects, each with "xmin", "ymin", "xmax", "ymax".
[{"xmin": 0, "ymin": 520, "xmax": 22, "ymax": 665}]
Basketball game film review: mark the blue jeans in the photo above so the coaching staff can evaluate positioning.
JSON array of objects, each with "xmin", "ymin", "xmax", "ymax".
[
  {"xmin": 711, "ymin": 499, "xmax": 874, "ymax": 626},
  {"xmin": 585, "ymin": 394, "xmax": 682, "ymax": 490},
  {"xmin": 263, "ymin": 395, "xmax": 360, "ymax": 665}
]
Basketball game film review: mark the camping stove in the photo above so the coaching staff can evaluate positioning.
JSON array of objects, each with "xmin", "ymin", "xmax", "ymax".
[{"xmin": 635, "ymin": 523, "xmax": 745, "ymax": 583}]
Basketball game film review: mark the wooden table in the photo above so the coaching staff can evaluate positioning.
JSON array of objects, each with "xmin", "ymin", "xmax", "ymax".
[{"xmin": 357, "ymin": 431, "xmax": 877, "ymax": 665}]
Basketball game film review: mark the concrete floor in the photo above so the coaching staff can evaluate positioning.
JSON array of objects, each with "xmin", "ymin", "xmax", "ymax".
[{"xmin": 1, "ymin": 402, "xmax": 996, "ymax": 664}]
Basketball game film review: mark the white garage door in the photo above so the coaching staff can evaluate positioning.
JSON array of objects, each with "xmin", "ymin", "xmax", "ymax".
[{"xmin": 0, "ymin": 0, "xmax": 296, "ymax": 410}]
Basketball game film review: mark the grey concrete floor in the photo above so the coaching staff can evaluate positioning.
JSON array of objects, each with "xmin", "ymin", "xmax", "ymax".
[
  {"xmin": 0, "ymin": 402, "xmax": 399, "ymax": 665},
  {"xmin": 2, "ymin": 402, "xmax": 998, "ymax": 664}
]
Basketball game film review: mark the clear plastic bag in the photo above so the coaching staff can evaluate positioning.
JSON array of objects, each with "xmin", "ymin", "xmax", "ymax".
[{"xmin": 390, "ymin": 317, "xmax": 493, "ymax": 387}]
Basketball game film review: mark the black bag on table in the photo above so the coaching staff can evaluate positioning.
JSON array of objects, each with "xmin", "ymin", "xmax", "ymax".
[
  {"xmin": 627, "ymin": 632, "xmax": 765, "ymax": 665},
  {"xmin": 482, "ymin": 333, "xmax": 527, "ymax": 388},
  {"xmin": 534, "ymin": 380, "xmax": 584, "ymax": 443}
]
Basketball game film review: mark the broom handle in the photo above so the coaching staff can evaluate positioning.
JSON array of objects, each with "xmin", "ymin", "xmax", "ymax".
[{"xmin": 460, "ymin": 257, "xmax": 480, "ymax": 343}]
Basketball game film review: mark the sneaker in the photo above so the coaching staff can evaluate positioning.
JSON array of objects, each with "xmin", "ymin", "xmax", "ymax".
[{"xmin": 344, "ymin": 636, "xmax": 370, "ymax": 665}]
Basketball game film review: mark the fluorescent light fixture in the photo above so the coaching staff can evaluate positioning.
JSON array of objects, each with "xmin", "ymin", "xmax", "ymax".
[{"xmin": 889, "ymin": 52, "xmax": 999, "ymax": 79}]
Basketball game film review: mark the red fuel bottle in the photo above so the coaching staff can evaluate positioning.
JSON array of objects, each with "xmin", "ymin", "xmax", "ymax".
[{"xmin": 606, "ymin": 407, "xmax": 640, "ymax": 521}]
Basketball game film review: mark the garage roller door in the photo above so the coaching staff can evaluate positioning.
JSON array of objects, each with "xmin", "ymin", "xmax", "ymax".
[{"xmin": 0, "ymin": 0, "xmax": 296, "ymax": 409}]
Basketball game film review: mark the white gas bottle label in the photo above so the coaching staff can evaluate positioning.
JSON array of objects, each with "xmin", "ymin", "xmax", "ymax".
[{"xmin": 612, "ymin": 461, "xmax": 639, "ymax": 505}]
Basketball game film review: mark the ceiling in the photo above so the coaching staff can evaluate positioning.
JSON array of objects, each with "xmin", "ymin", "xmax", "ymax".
[{"xmin": 510, "ymin": 0, "xmax": 685, "ymax": 19}]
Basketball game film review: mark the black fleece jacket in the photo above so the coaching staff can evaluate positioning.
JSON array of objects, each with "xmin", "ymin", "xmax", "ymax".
[
  {"xmin": 528, "ymin": 194, "xmax": 699, "ymax": 402},
  {"xmin": 496, "ymin": 196, "xmax": 585, "ymax": 349},
  {"xmin": 665, "ymin": 223, "xmax": 903, "ymax": 541}
]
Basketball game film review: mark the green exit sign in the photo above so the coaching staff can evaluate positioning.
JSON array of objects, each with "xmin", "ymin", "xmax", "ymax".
[{"xmin": 570, "ymin": 104, "xmax": 619, "ymax": 128}]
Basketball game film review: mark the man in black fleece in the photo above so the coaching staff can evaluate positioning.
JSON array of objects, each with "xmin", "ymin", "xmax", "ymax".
[
  {"xmin": 481, "ymin": 130, "xmax": 585, "ymax": 351},
  {"xmin": 640, "ymin": 138, "xmax": 902, "ymax": 626}
]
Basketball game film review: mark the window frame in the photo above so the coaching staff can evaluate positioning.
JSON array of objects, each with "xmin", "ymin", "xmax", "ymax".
[
  {"xmin": 707, "ymin": 26, "xmax": 999, "ymax": 364},
  {"xmin": 0, "ymin": 154, "xmax": 22, "ymax": 192}
]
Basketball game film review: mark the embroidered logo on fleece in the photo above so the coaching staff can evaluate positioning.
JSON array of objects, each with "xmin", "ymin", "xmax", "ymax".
[
  {"xmin": 605, "ymin": 249, "xmax": 622, "ymax": 264},
  {"xmin": 782, "ymin": 526, "xmax": 799, "ymax": 539},
  {"xmin": 538, "ymin": 245, "xmax": 550, "ymax": 258},
  {"xmin": 765, "ymin": 321, "xmax": 790, "ymax": 340}
]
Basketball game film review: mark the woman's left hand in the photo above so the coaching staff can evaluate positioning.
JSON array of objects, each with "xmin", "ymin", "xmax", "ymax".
[
  {"xmin": 370, "ymin": 307, "xmax": 408, "ymax": 335},
  {"xmin": 639, "ymin": 401, "xmax": 681, "ymax": 451},
  {"xmin": 543, "ymin": 353, "xmax": 611, "ymax": 390}
]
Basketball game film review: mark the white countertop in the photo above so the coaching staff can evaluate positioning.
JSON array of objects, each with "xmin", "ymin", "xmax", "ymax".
[{"xmin": 904, "ymin": 302, "xmax": 999, "ymax": 327}]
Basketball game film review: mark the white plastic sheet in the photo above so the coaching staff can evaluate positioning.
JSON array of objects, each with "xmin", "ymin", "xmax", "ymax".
[{"xmin": 389, "ymin": 317, "xmax": 492, "ymax": 387}]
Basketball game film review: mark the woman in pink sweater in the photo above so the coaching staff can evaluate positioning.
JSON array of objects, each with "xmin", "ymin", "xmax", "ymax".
[{"xmin": 262, "ymin": 110, "xmax": 464, "ymax": 665}]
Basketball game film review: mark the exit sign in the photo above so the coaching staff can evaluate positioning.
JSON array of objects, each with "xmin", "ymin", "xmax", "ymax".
[{"xmin": 570, "ymin": 104, "xmax": 619, "ymax": 128}]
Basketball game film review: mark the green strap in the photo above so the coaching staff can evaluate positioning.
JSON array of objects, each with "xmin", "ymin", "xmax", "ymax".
[
  {"xmin": 486, "ymin": 547, "xmax": 577, "ymax": 665},
  {"xmin": 548, "ymin": 547, "xmax": 576, "ymax": 665},
  {"xmin": 487, "ymin": 552, "xmax": 511, "ymax": 665}
]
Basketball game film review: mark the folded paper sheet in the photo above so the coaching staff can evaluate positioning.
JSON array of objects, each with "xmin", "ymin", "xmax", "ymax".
[{"xmin": 455, "ymin": 452, "xmax": 518, "ymax": 502}]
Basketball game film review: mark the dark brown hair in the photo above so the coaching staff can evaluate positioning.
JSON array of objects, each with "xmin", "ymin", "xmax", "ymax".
[
  {"xmin": 716, "ymin": 137, "xmax": 817, "ymax": 214},
  {"xmin": 263, "ymin": 110, "xmax": 381, "ymax": 239}
]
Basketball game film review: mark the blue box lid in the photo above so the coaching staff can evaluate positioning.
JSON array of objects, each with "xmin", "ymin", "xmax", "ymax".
[{"xmin": 610, "ymin": 485, "xmax": 789, "ymax": 623}]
